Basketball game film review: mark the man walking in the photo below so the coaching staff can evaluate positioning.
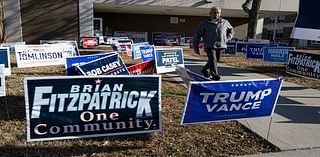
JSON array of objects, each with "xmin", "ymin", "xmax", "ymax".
[{"xmin": 193, "ymin": 6, "xmax": 234, "ymax": 80}]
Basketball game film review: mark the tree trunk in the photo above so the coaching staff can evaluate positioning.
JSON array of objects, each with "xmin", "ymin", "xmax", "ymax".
[
  {"xmin": 0, "ymin": 0, "xmax": 5, "ymax": 42},
  {"xmin": 242, "ymin": 0, "xmax": 262, "ymax": 39}
]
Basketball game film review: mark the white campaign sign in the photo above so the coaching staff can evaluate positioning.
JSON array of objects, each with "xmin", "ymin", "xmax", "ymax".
[
  {"xmin": 0, "ymin": 64, "xmax": 5, "ymax": 97},
  {"xmin": 40, "ymin": 40, "xmax": 79, "ymax": 56},
  {"xmin": 15, "ymin": 44, "xmax": 71, "ymax": 68}
]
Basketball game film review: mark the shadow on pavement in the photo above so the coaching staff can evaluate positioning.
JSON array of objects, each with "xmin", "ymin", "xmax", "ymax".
[{"xmin": 275, "ymin": 104, "xmax": 320, "ymax": 124}]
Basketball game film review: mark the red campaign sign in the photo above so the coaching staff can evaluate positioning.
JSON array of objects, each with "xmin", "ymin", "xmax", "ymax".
[
  {"xmin": 126, "ymin": 44, "xmax": 132, "ymax": 56},
  {"xmin": 127, "ymin": 60, "xmax": 155, "ymax": 75},
  {"xmin": 82, "ymin": 37, "xmax": 98, "ymax": 48}
]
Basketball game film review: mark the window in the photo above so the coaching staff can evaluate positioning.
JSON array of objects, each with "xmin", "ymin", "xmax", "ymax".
[
  {"xmin": 93, "ymin": 18, "xmax": 103, "ymax": 36},
  {"xmin": 267, "ymin": 30, "xmax": 273, "ymax": 40},
  {"xmin": 269, "ymin": 17, "xmax": 275, "ymax": 24},
  {"xmin": 269, "ymin": 16, "xmax": 285, "ymax": 24},
  {"xmin": 310, "ymin": 40, "xmax": 320, "ymax": 45},
  {"xmin": 275, "ymin": 30, "xmax": 283, "ymax": 40},
  {"xmin": 278, "ymin": 16, "xmax": 285, "ymax": 23}
]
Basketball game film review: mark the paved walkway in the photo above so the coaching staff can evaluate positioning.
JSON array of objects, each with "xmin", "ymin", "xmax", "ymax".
[{"xmin": 171, "ymin": 55, "xmax": 320, "ymax": 156}]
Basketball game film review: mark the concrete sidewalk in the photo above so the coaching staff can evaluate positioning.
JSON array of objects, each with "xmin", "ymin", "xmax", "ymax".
[
  {"xmin": 239, "ymin": 149, "xmax": 320, "ymax": 157},
  {"xmin": 174, "ymin": 55, "xmax": 320, "ymax": 156}
]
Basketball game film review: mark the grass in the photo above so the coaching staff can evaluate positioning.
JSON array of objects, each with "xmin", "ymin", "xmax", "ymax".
[{"xmin": 2, "ymin": 46, "xmax": 318, "ymax": 156}]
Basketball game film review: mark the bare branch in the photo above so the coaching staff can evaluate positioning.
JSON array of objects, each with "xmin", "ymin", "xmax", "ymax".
[{"xmin": 242, "ymin": 0, "xmax": 253, "ymax": 14}]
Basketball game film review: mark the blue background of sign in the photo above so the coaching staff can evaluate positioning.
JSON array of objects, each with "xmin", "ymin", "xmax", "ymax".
[
  {"xmin": 131, "ymin": 42, "xmax": 149, "ymax": 60},
  {"xmin": 181, "ymin": 78, "xmax": 283, "ymax": 124},
  {"xmin": 155, "ymin": 49, "xmax": 184, "ymax": 67},
  {"xmin": 246, "ymin": 44, "xmax": 266, "ymax": 59},
  {"xmin": 226, "ymin": 42, "xmax": 236, "ymax": 55},
  {"xmin": 263, "ymin": 47, "xmax": 295, "ymax": 63},
  {"xmin": 286, "ymin": 51, "xmax": 320, "ymax": 79},
  {"xmin": 186, "ymin": 70, "xmax": 210, "ymax": 82},
  {"xmin": 77, "ymin": 53, "xmax": 129, "ymax": 76},
  {"xmin": 25, "ymin": 76, "xmax": 161, "ymax": 141},
  {"xmin": 140, "ymin": 45, "xmax": 155, "ymax": 62},
  {"xmin": 0, "ymin": 48, "xmax": 9, "ymax": 67},
  {"xmin": 66, "ymin": 53, "xmax": 114, "ymax": 75},
  {"xmin": 294, "ymin": 0, "xmax": 320, "ymax": 29},
  {"xmin": 236, "ymin": 42, "xmax": 248, "ymax": 55}
]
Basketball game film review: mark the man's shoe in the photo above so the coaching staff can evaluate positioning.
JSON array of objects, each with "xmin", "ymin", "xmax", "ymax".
[
  {"xmin": 210, "ymin": 75, "xmax": 221, "ymax": 81},
  {"xmin": 201, "ymin": 70, "xmax": 210, "ymax": 78}
]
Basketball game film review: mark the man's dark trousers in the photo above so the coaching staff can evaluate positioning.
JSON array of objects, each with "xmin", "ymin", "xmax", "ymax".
[{"xmin": 202, "ymin": 48, "xmax": 225, "ymax": 78}]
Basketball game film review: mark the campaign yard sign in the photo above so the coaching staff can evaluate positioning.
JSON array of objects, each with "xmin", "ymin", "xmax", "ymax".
[
  {"xmin": 126, "ymin": 44, "xmax": 132, "ymax": 56},
  {"xmin": 155, "ymin": 48, "xmax": 184, "ymax": 74},
  {"xmin": 0, "ymin": 47, "xmax": 11, "ymax": 75},
  {"xmin": 0, "ymin": 42, "xmax": 26, "ymax": 53},
  {"xmin": 65, "ymin": 52, "xmax": 116, "ymax": 75},
  {"xmin": 176, "ymin": 66, "xmax": 210, "ymax": 85},
  {"xmin": 181, "ymin": 78, "xmax": 283, "ymax": 125},
  {"xmin": 80, "ymin": 37, "xmax": 98, "ymax": 48},
  {"xmin": 140, "ymin": 45, "xmax": 155, "ymax": 62},
  {"xmin": 15, "ymin": 45, "xmax": 71, "ymax": 68},
  {"xmin": 235, "ymin": 42, "xmax": 248, "ymax": 56},
  {"xmin": 246, "ymin": 43, "xmax": 266, "ymax": 59},
  {"xmin": 131, "ymin": 42, "xmax": 149, "ymax": 60},
  {"xmin": 76, "ymin": 53, "xmax": 129, "ymax": 76},
  {"xmin": 0, "ymin": 64, "xmax": 5, "ymax": 97},
  {"xmin": 291, "ymin": 0, "xmax": 320, "ymax": 41},
  {"xmin": 24, "ymin": 75, "xmax": 162, "ymax": 141},
  {"xmin": 226, "ymin": 42, "xmax": 236, "ymax": 55},
  {"xmin": 127, "ymin": 60, "xmax": 155, "ymax": 75},
  {"xmin": 263, "ymin": 47, "xmax": 295, "ymax": 64},
  {"xmin": 286, "ymin": 51, "xmax": 320, "ymax": 80},
  {"xmin": 40, "ymin": 40, "xmax": 80, "ymax": 56}
]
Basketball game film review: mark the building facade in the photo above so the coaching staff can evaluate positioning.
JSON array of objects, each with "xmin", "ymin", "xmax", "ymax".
[
  {"xmin": 4, "ymin": 0, "xmax": 298, "ymax": 44},
  {"xmin": 262, "ymin": 14, "xmax": 320, "ymax": 48},
  {"xmin": 262, "ymin": 14, "xmax": 297, "ymax": 43}
]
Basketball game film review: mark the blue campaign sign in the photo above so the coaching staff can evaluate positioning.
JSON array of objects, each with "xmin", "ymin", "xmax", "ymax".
[
  {"xmin": 291, "ymin": 0, "xmax": 320, "ymax": 41},
  {"xmin": 181, "ymin": 77, "xmax": 283, "ymax": 125},
  {"xmin": 286, "ymin": 51, "xmax": 320, "ymax": 80},
  {"xmin": 0, "ymin": 48, "xmax": 9, "ymax": 68},
  {"xmin": 176, "ymin": 66, "xmax": 210, "ymax": 85},
  {"xmin": 76, "ymin": 53, "xmax": 129, "ymax": 76},
  {"xmin": 131, "ymin": 42, "xmax": 149, "ymax": 60},
  {"xmin": 0, "ymin": 47, "xmax": 11, "ymax": 76},
  {"xmin": 155, "ymin": 48, "xmax": 184, "ymax": 74},
  {"xmin": 140, "ymin": 45, "xmax": 155, "ymax": 62},
  {"xmin": 263, "ymin": 47, "xmax": 295, "ymax": 64},
  {"xmin": 235, "ymin": 42, "xmax": 248, "ymax": 56},
  {"xmin": 155, "ymin": 48, "xmax": 184, "ymax": 67},
  {"xmin": 268, "ymin": 44, "xmax": 278, "ymax": 47},
  {"xmin": 186, "ymin": 69, "xmax": 209, "ymax": 82},
  {"xmin": 24, "ymin": 75, "xmax": 162, "ymax": 141},
  {"xmin": 246, "ymin": 43, "xmax": 266, "ymax": 59},
  {"xmin": 226, "ymin": 42, "xmax": 236, "ymax": 55},
  {"xmin": 65, "ymin": 52, "xmax": 115, "ymax": 75}
]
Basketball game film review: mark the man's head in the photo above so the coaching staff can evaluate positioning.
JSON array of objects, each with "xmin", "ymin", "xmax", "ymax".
[{"xmin": 209, "ymin": 7, "xmax": 221, "ymax": 20}]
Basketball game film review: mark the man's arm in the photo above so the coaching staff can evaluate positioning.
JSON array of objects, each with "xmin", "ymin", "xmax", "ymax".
[
  {"xmin": 193, "ymin": 22, "xmax": 204, "ymax": 54},
  {"xmin": 226, "ymin": 20, "xmax": 234, "ymax": 41}
]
